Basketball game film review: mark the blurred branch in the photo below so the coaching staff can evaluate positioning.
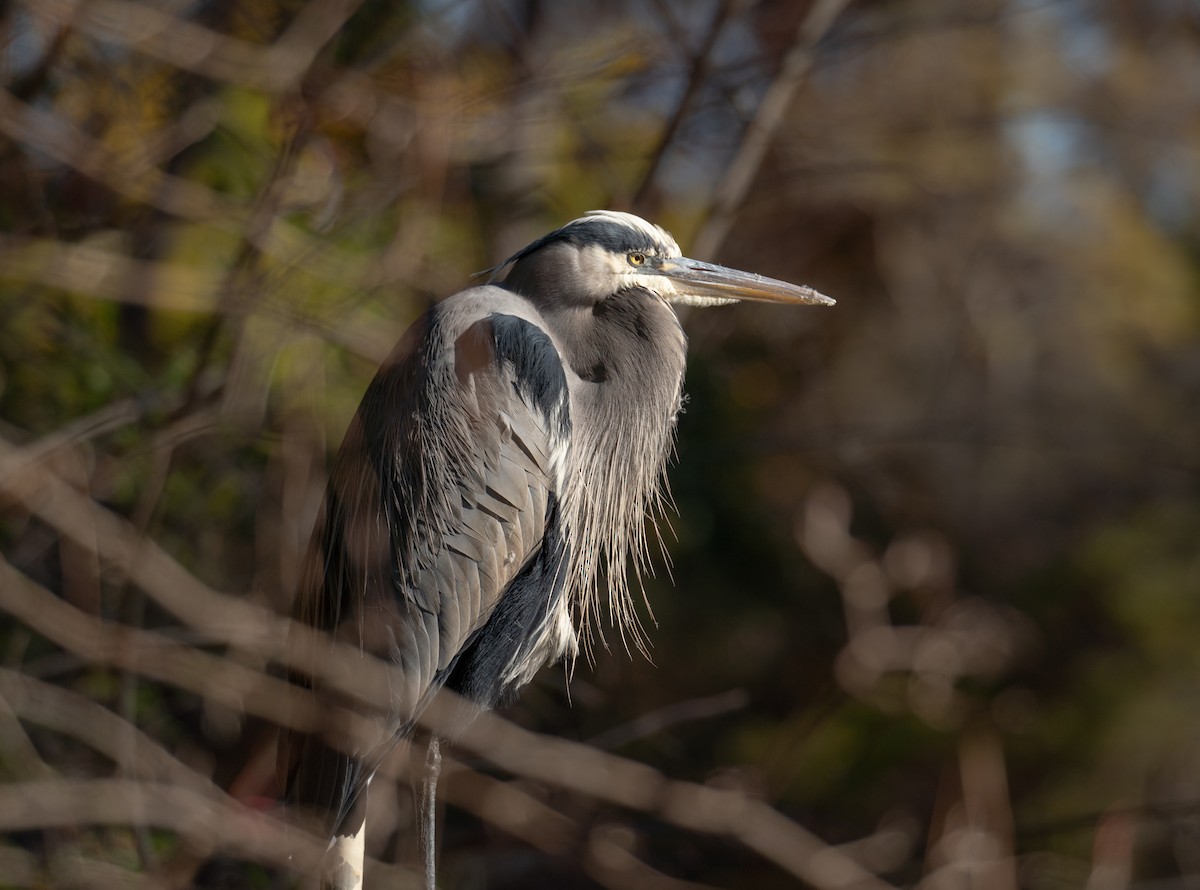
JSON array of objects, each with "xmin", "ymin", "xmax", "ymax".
[
  {"xmin": 819, "ymin": 0, "xmax": 1070, "ymax": 55},
  {"xmin": 0, "ymin": 235, "xmax": 223, "ymax": 312},
  {"xmin": 0, "ymin": 88, "xmax": 233, "ymax": 222},
  {"xmin": 431, "ymin": 756, "xmax": 730, "ymax": 890},
  {"xmin": 0, "ymin": 554, "xmax": 413, "ymax": 883},
  {"xmin": 0, "ymin": 429, "xmax": 899, "ymax": 887},
  {"xmin": 796, "ymin": 480, "xmax": 1030, "ymax": 886},
  {"xmin": 0, "ymin": 540, "xmax": 894, "ymax": 889},
  {"xmin": 31, "ymin": 0, "xmax": 365, "ymax": 93},
  {"xmin": 0, "ymin": 843, "xmax": 158, "ymax": 890},
  {"xmin": 586, "ymin": 822, "xmax": 724, "ymax": 890},
  {"xmin": 441, "ymin": 701, "xmax": 898, "ymax": 890},
  {"xmin": 0, "ymin": 432, "xmax": 292, "ymax": 649},
  {"xmin": 0, "ymin": 847, "xmax": 37, "ymax": 888},
  {"xmin": 0, "ymin": 778, "xmax": 322, "ymax": 874},
  {"xmin": 20, "ymin": 0, "xmax": 418, "ymax": 161},
  {"xmin": 0, "ymin": 553, "xmax": 352, "ymax": 742},
  {"xmin": 632, "ymin": 0, "xmax": 734, "ymax": 211},
  {"xmin": 0, "ymin": 398, "xmax": 141, "ymax": 483},
  {"xmin": 0, "ymin": 435, "xmax": 420, "ymax": 737},
  {"xmin": 0, "ymin": 89, "xmax": 410, "ymax": 310},
  {"xmin": 0, "ymin": 667, "xmax": 220, "ymax": 795},
  {"xmin": 440, "ymin": 754, "xmax": 577, "ymax": 855},
  {"xmin": 0, "ymin": 686, "xmax": 55, "ymax": 782},
  {"xmin": 585, "ymin": 687, "xmax": 749, "ymax": 750},
  {"xmin": 691, "ymin": 0, "xmax": 852, "ymax": 260},
  {"xmin": 0, "ymin": 234, "xmax": 399, "ymax": 361}
]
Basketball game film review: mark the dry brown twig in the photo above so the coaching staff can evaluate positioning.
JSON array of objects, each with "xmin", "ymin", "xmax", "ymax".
[
  {"xmin": 0, "ymin": 542, "xmax": 895, "ymax": 888},
  {"xmin": 691, "ymin": 0, "xmax": 853, "ymax": 261},
  {"xmin": 0, "ymin": 667, "xmax": 222, "ymax": 796},
  {"xmin": 28, "ymin": 0, "xmax": 364, "ymax": 94},
  {"xmin": 796, "ymin": 480, "xmax": 1023, "ymax": 890},
  {"xmin": 0, "ymin": 430, "xmax": 898, "ymax": 888}
]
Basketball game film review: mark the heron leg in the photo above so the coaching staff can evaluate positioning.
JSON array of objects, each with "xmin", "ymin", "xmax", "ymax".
[
  {"xmin": 419, "ymin": 735, "xmax": 442, "ymax": 890},
  {"xmin": 322, "ymin": 813, "xmax": 366, "ymax": 890}
]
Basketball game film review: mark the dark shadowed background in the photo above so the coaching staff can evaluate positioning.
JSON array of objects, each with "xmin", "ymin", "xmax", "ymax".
[{"xmin": 1, "ymin": 0, "xmax": 1198, "ymax": 887}]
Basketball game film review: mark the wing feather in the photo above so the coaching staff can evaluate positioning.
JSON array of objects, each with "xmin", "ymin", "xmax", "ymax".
[{"xmin": 281, "ymin": 304, "xmax": 574, "ymax": 834}]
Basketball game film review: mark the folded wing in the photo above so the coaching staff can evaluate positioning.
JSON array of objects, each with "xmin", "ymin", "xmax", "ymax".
[{"xmin": 280, "ymin": 303, "xmax": 574, "ymax": 834}]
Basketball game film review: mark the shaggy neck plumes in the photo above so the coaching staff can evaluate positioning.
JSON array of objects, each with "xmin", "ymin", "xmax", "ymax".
[{"xmin": 546, "ymin": 288, "xmax": 688, "ymax": 656}]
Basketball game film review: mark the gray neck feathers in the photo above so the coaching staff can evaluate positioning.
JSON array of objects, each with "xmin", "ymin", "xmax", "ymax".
[{"xmin": 547, "ymin": 290, "xmax": 688, "ymax": 655}]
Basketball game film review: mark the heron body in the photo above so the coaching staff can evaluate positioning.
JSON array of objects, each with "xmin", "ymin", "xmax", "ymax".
[{"xmin": 279, "ymin": 212, "xmax": 833, "ymax": 881}]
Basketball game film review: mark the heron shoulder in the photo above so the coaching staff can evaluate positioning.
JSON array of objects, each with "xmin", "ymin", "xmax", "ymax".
[
  {"xmin": 434, "ymin": 284, "xmax": 556, "ymax": 343},
  {"xmin": 434, "ymin": 286, "xmax": 570, "ymax": 433}
]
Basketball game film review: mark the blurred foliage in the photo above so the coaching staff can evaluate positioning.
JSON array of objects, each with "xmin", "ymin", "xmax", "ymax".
[{"xmin": 1, "ymin": 0, "xmax": 1199, "ymax": 887}]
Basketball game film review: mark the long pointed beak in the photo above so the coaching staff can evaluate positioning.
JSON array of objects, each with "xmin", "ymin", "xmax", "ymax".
[{"xmin": 653, "ymin": 257, "xmax": 835, "ymax": 308}]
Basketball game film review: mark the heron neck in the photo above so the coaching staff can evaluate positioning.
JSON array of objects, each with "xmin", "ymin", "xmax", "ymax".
[{"xmin": 542, "ymin": 288, "xmax": 687, "ymax": 652}]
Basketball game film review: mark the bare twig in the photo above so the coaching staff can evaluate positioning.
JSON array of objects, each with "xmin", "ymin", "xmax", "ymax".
[
  {"xmin": 0, "ymin": 236, "xmax": 398, "ymax": 361},
  {"xmin": 0, "ymin": 531, "xmax": 893, "ymax": 889},
  {"xmin": 0, "ymin": 88, "xmax": 233, "ymax": 223},
  {"xmin": 691, "ymin": 0, "xmax": 852, "ymax": 260},
  {"xmin": 586, "ymin": 821, "xmax": 725, "ymax": 890},
  {"xmin": 0, "ymin": 434, "xmax": 400, "ymax": 710},
  {"xmin": 0, "ymin": 842, "xmax": 163, "ymax": 890},
  {"xmin": 438, "ymin": 754, "xmax": 576, "ymax": 855},
  {"xmin": 633, "ymin": 0, "xmax": 735, "ymax": 210},
  {"xmin": 437, "ymin": 701, "xmax": 897, "ymax": 890},
  {"xmin": 0, "ymin": 668, "xmax": 219, "ymax": 796},
  {"xmin": 29, "ymin": 0, "xmax": 364, "ymax": 94},
  {"xmin": 0, "ymin": 554, "xmax": 347, "ymax": 740},
  {"xmin": 0, "ymin": 433, "xmax": 898, "ymax": 888},
  {"xmin": 585, "ymin": 688, "xmax": 749, "ymax": 750},
  {"xmin": 0, "ymin": 779, "xmax": 320, "ymax": 873}
]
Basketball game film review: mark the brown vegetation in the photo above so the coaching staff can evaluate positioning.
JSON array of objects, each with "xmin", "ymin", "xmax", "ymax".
[{"xmin": 1, "ymin": 0, "xmax": 1198, "ymax": 887}]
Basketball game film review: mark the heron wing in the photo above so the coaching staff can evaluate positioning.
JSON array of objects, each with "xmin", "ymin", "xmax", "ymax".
[{"xmin": 281, "ymin": 302, "xmax": 573, "ymax": 832}]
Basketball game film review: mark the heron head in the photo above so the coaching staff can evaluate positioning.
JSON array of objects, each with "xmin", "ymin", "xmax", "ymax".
[{"xmin": 498, "ymin": 210, "xmax": 835, "ymax": 310}]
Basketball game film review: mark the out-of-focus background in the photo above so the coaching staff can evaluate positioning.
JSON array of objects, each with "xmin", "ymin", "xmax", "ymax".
[{"xmin": 1, "ymin": 0, "xmax": 1198, "ymax": 887}]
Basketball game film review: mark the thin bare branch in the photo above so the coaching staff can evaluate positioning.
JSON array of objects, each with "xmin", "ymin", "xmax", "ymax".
[
  {"xmin": 586, "ymin": 822, "xmax": 725, "ymax": 890},
  {"xmin": 439, "ymin": 755, "xmax": 577, "ymax": 855},
  {"xmin": 31, "ymin": 0, "xmax": 365, "ymax": 93},
  {"xmin": 633, "ymin": 0, "xmax": 735, "ymax": 210},
  {"xmin": 0, "ymin": 88, "xmax": 233, "ymax": 223},
  {"xmin": 0, "ymin": 843, "xmax": 164, "ymax": 890},
  {"xmin": 0, "ymin": 429, "xmax": 898, "ymax": 888},
  {"xmin": 691, "ymin": 0, "xmax": 853, "ymax": 260},
  {"xmin": 0, "ymin": 435, "xmax": 402, "ymax": 717},
  {"xmin": 585, "ymin": 688, "xmax": 749, "ymax": 750},
  {"xmin": 0, "ymin": 236, "xmax": 222, "ymax": 312},
  {"xmin": 0, "ymin": 554, "xmax": 330, "ymax": 738},
  {"xmin": 0, "ymin": 538, "xmax": 893, "ymax": 890},
  {"xmin": 436, "ymin": 701, "xmax": 898, "ymax": 890},
  {"xmin": 0, "ymin": 779, "xmax": 317, "ymax": 874},
  {"xmin": 0, "ymin": 668, "xmax": 219, "ymax": 795}
]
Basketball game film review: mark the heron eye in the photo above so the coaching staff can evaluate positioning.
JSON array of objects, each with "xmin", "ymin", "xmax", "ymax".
[{"xmin": 628, "ymin": 252, "xmax": 647, "ymax": 266}]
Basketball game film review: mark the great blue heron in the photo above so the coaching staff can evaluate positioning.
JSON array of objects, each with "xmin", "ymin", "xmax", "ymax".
[{"xmin": 279, "ymin": 211, "xmax": 833, "ymax": 889}]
